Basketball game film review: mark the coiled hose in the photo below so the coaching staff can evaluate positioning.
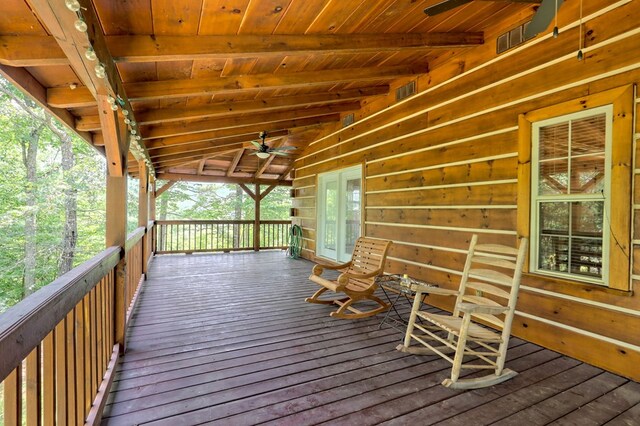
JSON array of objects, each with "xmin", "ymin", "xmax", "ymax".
[{"xmin": 287, "ymin": 224, "xmax": 303, "ymax": 259}]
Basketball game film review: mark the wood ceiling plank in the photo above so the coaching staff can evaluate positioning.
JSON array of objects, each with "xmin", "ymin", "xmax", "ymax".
[
  {"xmin": 47, "ymin": 64, "xmax": 425, "ymax": 106},
  {"xmin": 94, "ymin": 0, "xmax": 153, "ymax": 35},
  {"xmin": 154, "ymin": 145, "xmax": 247, "ymax": 166},
  {"xmin": 334, "ymin": 0, "xmax": 397, "ymax": 33},
  {"xmin": 135, "ymin": 86, "xmax": 387, "ymax": 124},
  {"xmin": 198, "ymin": 0, "xmax": 251, "ymax": 35},
  {"xmin": 304, "ymin": 0, "xmax": 367, "ymax": 34},
  {"xmin": 273, "ymin": 0, "xmax": 330, "ymax": 34},
  {"xmin": 141, "ymin": 103, "xmax": 358, "ymax": 139},
  {"xmin": 146, "ymin": 129, "xmax": 290, "ymax": 151},
  {"xmin": 237, "ymin": 0, "xmax": 294, "ymax": 34},
  {"xmin": 221, "ymin": 57, "xmax": 258, "ymax": 77},
  {"xmin": 152, "ymin": 0, "xmax": 203, "ymax": 35},
  {"xmin": 0, "ymin": 0, "xmax": 49, "ymax": 35}
]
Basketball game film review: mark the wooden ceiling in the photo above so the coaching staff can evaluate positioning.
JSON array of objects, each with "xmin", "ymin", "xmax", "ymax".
[{"xmin": 0, "ymin": 0, "xmax": 540, "ymax": 185}]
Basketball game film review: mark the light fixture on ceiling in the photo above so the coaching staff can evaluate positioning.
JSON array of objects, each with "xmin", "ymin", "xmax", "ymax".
[
  {"xmin": 95, "ymin": 63, "xmax": 106, "ymax": 78},
  {"xmin": 256, "ymin": 152, "xmax": 270, "ymax": 159}
]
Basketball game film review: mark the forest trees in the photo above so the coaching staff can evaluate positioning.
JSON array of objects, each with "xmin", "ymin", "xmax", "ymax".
[{"xmin": 0, "ymin": 77, "xmax": 107, "ymax": 311}]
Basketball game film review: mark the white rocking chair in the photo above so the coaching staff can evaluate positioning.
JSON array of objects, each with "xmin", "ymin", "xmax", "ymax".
[{"xmin": 397, "ymin": 235, "xmax": 528, "ymax": 389}]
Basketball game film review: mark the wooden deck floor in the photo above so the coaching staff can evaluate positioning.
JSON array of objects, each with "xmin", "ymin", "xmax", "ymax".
[{"xmin": 102, "ymin": 251, "xmax": 640, "ymax": 425}]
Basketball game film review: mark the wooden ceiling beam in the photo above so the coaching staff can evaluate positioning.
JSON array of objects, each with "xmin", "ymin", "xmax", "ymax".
[
  {"xmin": 146, "ymin": 129, "xmax": 289, "ymax": 152},
  {"xmin": 142, "ymin": 102, "xmax": 358, "ymax": 140},
  {"xmin": 152, "ymin": 145, "xmax": 248, "ymax": 166},
  {"xmin": 0, "ymin": 32, "xmax": 483, "ymax": 66},
  {"xmin": 148, "ymin": 148, "xmax": 243, "ymax": 170},
  {"xmin": 134, "ymin": 86, "xmax": 387, "ymax": 125},
  {"xmin": 227, "ymin": 149, "xmax": 245, "ymax": 176},
  {"xmin": 48, "ymin": 64, "xmax": 425, "ymax": 107},
  {"xmin": 144, "ymin": 116, "xmax": 337, "ymax": 150},
  {"xmin": 155, "ymin": 172, "xmax": 293, "ymax": 186}
]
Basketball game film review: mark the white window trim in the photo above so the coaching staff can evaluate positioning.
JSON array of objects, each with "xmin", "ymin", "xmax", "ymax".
[{"xmin": 529, "ymin": 105, "xmax": 613, "ymax": 285}]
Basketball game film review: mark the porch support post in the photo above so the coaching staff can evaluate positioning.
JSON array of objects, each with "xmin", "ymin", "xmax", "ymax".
[
  {"xmin": 254, "ymin": 184, "xmax": 260, "ymax": 251},
  {"xmin": 106, "ymin": 118, "xmax": 129, "ymax": 350},
  {"xmin": 150, "ymin": 177, "xmax": 156, "ymax": 255},
  {"xmin": 106, "ymin": 173, "xmax": 127, "ymax": 349},
  {"xmin": 138, "ymin": 160, "xmax": 149, "ymax": 276}
]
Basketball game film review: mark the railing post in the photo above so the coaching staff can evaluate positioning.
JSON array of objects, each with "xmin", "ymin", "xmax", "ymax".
[
  {"xmin": 138, "ymin": 160, "xmax": 149, "ymax": 277},
  {"xmin": 106, "ymin": 174, "xmax": 127, "ymax": 349},
  {"xmin": 254, "ymin": 184, "xmax": 260, "ymax": 251}
]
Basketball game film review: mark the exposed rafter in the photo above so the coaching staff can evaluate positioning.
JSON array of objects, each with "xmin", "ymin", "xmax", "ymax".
[
  {"xmin": 141, "ymin": 103, "xmax": 359, "ymax": 140},
  {"xmin": 155, "ymin": 172, "xmax": 293, "ymax": 186},
  {"xmin": 48, "ymin": 65, "xmax": 426, "ymax": 107},
  {"xmin": 0, "ymin": 33, "xmax": 484, "ymax": 66}
]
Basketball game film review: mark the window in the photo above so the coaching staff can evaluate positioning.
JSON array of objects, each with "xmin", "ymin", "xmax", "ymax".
[
  {"xmin": 317, "ymin": 165, "xmax": 362, "ymax": 262},
  {"xmin": 518, "ymin": 86, "xmax": 633, "ymax": 291},
  {"xmin": 530, "ymin": 107, "xmax": 611, "ymax": 284}
]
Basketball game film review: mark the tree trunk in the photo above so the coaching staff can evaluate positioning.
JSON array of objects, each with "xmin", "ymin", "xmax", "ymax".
[
  {"xmin": 58, "ymin": 130, "xmax": 77, "ymax": 275},
  {"xmin": 21, "ymin": 125, "xmax": 42, "ymax": 297}
]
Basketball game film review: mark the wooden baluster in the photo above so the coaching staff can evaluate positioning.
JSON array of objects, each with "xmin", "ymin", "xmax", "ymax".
[
  {"xmin": 83, "ymin": 293, "xmax": 92, "ymax": 416},
  {"xmin": 3, "ymin": 366, "xmax": 22, "ymax": 426},
  {"xmin": 26, "ymin": 346, "xmax": 41, "ymax": 426},
  {"xmin": 54, "ymin": 321, "xmax": 67, "ymax": 425},
  {"xmin": 65, "ymin": 311, "xmax": 77, "ymax": 425},
  {"xmin": 42, "ymin": 332, "xmax": 55, "ymax": 426},
  {"xmin": 90, "ymin": 288, "xmax": 97, "ymax": 395}
]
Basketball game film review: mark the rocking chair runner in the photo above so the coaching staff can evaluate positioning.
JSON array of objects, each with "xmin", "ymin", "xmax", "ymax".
[
  {"xmin": 397, "ymin": 235, "xmax": 528, "ymax": 389},
  {"xmin": 306, "ymin": 237, "xmax": 392, "ymax": 319}
]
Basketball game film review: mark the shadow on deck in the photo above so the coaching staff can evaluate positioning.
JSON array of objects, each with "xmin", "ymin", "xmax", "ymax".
[{"xmin": 102, "ymin": 251, "xmax": 640, "ymax": 425}]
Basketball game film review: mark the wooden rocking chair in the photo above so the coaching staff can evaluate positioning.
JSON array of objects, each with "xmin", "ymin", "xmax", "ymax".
[
  {"xmin": 306, "ymin": 237, "xmax": 392, "ymax": 319},
  {"xmin": 397, "ymin": 235, "xmax": 528, "ymax": 389}
]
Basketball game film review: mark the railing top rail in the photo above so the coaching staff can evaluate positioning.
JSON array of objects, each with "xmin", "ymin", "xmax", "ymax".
[
  {"xmin": 259, "ymin": 220, "xmax": 292, "ymax": 224},
  {"xmin": 125, "ymin": 226, "xmax": 146, "ymax": 251},
  {"xmin": 0, "ymin": 246, "xmax": 121, "ymax": 382},
  {"xmin": 156, "ymin": 220, "xmax": 255, "ymax": 225},
  {"xmin": 155, "ymin": 219, "xmax": 292, "ymax": 225}
]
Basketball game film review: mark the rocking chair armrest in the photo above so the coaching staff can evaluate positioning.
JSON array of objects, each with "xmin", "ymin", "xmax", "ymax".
[
  {"xmin": 311, "ymin": 261, "xmax": 352, "ymax": 276},
  {"xmin": 421, "ymin": 287, "xmax": 459, "ymax": 297},
  {"xmin": 337, "ymin": 269, "xmax": 383, "ymax": 284},
  {"xmin": 458, "ymin": 303, "xmax": 509, "ymax": 315}
]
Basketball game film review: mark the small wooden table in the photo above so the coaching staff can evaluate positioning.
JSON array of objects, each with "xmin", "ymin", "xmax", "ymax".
[{"xmin": 375, "ymin": 274, "xmax": 437, "ymax": 333}]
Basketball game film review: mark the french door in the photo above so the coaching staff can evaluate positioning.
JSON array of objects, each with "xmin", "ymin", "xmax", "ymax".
[{"xmin": 317, "ymin": 165, "xmax": 362, "ymax": 262}]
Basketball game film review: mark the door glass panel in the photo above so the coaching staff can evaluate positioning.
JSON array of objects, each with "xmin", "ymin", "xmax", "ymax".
[
  {"xmin": 343, "ymin": 177, "xmax": 361, "ymax": 256},
  {"xmin": 324, "ymin": 181, "xmax": 337, "ymax": 251}
]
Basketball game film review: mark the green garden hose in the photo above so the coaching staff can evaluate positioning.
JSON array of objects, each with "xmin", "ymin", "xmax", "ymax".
[{"xmin": 287, "ymin": 224, "xmax": 303, "ymax": 259}]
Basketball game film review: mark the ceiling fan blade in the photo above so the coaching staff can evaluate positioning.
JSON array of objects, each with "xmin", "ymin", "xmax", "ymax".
[
  {"xmin": 271, "ymin": 151, "xmax": 289, "ymax": 156},
  {"xmin": 250, "ymin": 141, "xmax": 262, "ymax": 149},
  {"xmin": 273, "ymin": 146, "xmax": 296, "ymax": 151},
  {"xmin": 524, "ymin": 0, "xmax": 564, "ymax": 39},
  {"xmin": 424, "ymin": 0, "xmax": 473, "ymax": 17}
]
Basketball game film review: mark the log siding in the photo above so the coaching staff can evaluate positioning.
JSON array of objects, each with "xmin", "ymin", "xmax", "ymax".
[{"xmin": 292, "ymin": 0, "xmax": 640, "ymax": 380}]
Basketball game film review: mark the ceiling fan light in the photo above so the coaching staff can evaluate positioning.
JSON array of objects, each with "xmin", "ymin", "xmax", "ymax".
[{"xmin": 256, "ymin": 152, "xmax": 270, "ymax": 159}]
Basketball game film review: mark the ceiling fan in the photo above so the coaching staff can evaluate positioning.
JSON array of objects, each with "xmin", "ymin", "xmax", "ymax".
[
  {"xmin": 424, "ymin": 0, "xmax": 562, "ymax": 39},
  {"xmin": 250, "ymin": 131, "xmax": 295, "ymax": 159}
]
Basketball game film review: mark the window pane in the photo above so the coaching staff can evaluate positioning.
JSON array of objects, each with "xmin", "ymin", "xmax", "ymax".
[
  {"xmin": 570, "ymin": 155, "xmax": 605, "ymax": 194},
  {"xmin": 539, "ymin": 202, "xmax": 569, "ymax": 233},
  {"xmin": 571, "ymin": 113, "xmax": 606, "ymax": 156},
  {"xmin": 344, "ymin": 178, "xmax": 361, "ymax": 255},
  {"xmin": 324, "ymin": 181, "xmax": 337, "ymax": 250},
  {"xmin": 570, "ymin": 113, "xmax": 606, "ymax": 194},
  {"xmin": 539, "ymin": 160, "xmax": 568, "ymax": 195},
  {"xmin": 571, "ymin": 201, "xmax": 604, "ymax": 235},
  {"xmin": 570, "ymin": 237, "xmax": 603, "ymax": 278},
  {"xmin": 539, "ymin": 122, "xmax": 569, "ymax": 159},
  {"xmin": 539, "ymin": 236, "xmax": 569, "ymax": 273}
]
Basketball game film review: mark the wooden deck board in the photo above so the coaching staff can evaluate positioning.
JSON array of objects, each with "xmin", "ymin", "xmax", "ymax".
[{"xmin": 102, "ymin": 251, "xmax": 639, "ymax": 425}]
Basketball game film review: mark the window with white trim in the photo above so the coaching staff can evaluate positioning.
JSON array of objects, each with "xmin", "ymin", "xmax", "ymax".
[{"xmin": 530, "ymin": 106, "xmax": 612, "ymax": 285}]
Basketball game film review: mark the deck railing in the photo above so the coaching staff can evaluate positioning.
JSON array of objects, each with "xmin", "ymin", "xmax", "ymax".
[
  {"xmin": 0, "ymin": 225, "xmax": 153, "ymax": 425},
  {"xmin": 154, "ymin": 220, "xmax": 291, "ymax": 253}
]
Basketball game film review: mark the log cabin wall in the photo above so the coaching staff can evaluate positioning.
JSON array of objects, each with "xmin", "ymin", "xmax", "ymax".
[{"xmin": 292, "ymin": 0, "xmax": 640, "ymax": 381}]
